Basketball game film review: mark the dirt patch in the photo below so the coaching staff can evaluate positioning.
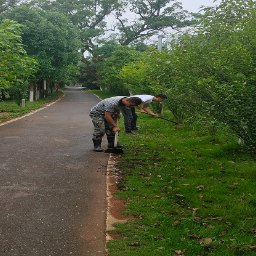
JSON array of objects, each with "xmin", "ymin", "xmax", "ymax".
[
  {"xmin": 106, "ymin": 154, "xmax": 127, "ymax": 241},
  {"xmin": 0, "ymin": 112, "xmax": 12, "ymax": 117}
]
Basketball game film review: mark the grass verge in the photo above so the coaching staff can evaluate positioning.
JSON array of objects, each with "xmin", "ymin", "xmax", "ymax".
[
  {"xmin": 0, "ymin": 91, "xmax": 64, "ymax": 123},
  {"xmin": 106, "ymin": 114, "xmax": 256, "ymax": 256},
  {"xmin": 85, "ymin": 90, "xmax": 256, "ymax": 255}
]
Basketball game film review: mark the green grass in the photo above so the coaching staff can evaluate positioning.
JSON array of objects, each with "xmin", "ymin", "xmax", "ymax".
[
  {"xmin": 105, "ymin": 113, "xmax": 256, "ymax": 255},
  {"xmin": 0, "ymin": 91, "xmax": 64, "ymax": 122},
  {"xmin": 88, "ymin": 90, "xmax": 256, "ymax": 255},
  {"xmin": 87, "ymin": 91, "xmax": 256, "ymax": 256}
]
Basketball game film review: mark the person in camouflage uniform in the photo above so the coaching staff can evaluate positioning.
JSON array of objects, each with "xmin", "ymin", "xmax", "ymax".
[{"xmin": 90, "ymin": 96, "xmax": 142, "ymax": 152}]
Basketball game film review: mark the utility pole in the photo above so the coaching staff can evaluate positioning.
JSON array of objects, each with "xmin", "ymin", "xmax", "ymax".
[{"xmin": 158, "ymin": 35, "xmax": 165, "ymax": 52}]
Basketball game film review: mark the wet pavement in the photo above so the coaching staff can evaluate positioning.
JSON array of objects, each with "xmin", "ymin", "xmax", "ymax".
[{"xmin": 0, "ymin": 88, "xmax": 109, "ymax": 256}]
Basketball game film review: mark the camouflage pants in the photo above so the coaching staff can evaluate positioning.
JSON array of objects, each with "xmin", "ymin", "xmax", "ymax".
[{"xmin": 90, "ymin": 113, "xmax": 116, "ymax": 140}]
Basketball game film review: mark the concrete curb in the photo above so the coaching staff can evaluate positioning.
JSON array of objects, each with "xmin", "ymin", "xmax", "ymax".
[{"xmin": 106, "ymin": 154, "xmax": 127, "ymax": 253}]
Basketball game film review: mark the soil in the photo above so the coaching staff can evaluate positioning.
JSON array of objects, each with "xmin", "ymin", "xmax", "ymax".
[
  {"xmin": 106, "ymin": 154, "xmax": 127, "ymax": 241},
  {"xmin": 0, "ymin": 111, "xmax": 12, "ymax": 117}
]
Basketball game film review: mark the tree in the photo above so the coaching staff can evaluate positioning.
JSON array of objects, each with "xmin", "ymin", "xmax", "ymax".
[
  {"xmin": 192, "ymin": 0, "xmax": 256, "ymax": 149},
  {"xmin": 25, "ymin": 0, "xmax": 197, "ymax": 88},
  {"xmin": 0, "ymin": 0, "xmax": 20, "ymax": 14},
  {"xmin": 119, "ymin": 0, "xmax": 256, "ymax": 150},
  {"xmin": 28, "ymin": 0, "xmax": 125, "ymax": 88},
  {"xmin": 97, "ymin": 45, "xmax": 143, "ymax": 94},
  {"xmin": 29, "ymin": 0, "xmax": 123, "ymax": 55},
  {"xmin": 115, "ymin": 0, "xmax": 196, "ymax": 45},
  {"xmin": 0, "ymin": 19, "xmax": 38, "ymax": 103},
  {"xmin": 4, "ymin": 5, "xmax": 81, "ymax": 86}
]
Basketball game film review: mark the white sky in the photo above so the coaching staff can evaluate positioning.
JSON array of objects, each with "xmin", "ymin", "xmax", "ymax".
[{"xmin": 180, "ymin": 0, "xmax": 221, "ymax": 12}]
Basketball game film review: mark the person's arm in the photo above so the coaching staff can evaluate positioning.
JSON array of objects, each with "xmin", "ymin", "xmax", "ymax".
[
  {"xmin": 142, "ymin": 104, "xmax": 158, "ymax": 117},
  {"xmin": 135, "ymin": 105, "xmax": 146, "ymax": 113},
  {"xmin": 105, "ymin": 111, "xmax": 120, "ymax": 132}
]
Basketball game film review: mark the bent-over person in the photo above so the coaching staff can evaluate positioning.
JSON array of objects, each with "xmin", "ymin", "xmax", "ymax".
[
  {"xmin": 121, "ymin": 94, "xmax": 167, "ymax": 133},
  {"xmin": 90, "ymin": 96, "xmax": 142, "ymax": 152}
]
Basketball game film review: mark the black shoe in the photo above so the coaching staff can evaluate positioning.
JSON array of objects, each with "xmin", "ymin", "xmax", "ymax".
[
  {"xmin": 116, "ymin": 143, "xmax": 125, "ymax": 148},
  {"xmin": 92, "ymin": 139, "xmax": 103, "ymax": 152},
  {"xmin": 125, "ymin": 130, "xmax": 138, "ymax": 134}
]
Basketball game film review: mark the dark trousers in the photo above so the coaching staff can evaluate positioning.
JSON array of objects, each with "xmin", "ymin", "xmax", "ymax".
[{"xmin": 121, "ymin": 106, "xmax": 138, "ymax": 132}]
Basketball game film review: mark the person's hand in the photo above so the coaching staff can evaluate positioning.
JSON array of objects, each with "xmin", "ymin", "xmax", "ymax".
[
  {"xmin": 152, "ymin": 113, "xmax": 159, "ymax": 117},
  {"xmin": 113, "ymin": 126, "xmax": 120, "ymax": 132}
]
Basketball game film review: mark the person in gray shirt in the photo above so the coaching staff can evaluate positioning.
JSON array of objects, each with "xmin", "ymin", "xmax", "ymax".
[
  {"xmin": 121, "ymin": 94, "xmax": 167, "ymax": 133},
  {"xmin": 90, "ymin": 96, "xmax": 142, "ymax": 152}
]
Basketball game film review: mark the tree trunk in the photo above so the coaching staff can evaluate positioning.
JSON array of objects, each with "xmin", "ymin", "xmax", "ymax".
[{"xmin": 29, "ymin": 82, "xmax": 34, "ymax": 102}]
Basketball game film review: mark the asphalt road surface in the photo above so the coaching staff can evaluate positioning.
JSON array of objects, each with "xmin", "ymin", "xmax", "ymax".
[{"xmin": 0, "ymin": 88, "xmax": 109, "ymax": 256}]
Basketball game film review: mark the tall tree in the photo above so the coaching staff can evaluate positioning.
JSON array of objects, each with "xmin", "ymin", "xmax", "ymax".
[
  {"xmin": 16, "ymin": 0, "xmax": 197, "ymax": 88},
  {"xmin": 0, "ymin": 19, "xmax": 38, "ymax": 102},
  {"xmin": 29, "ymin": 0, "xmax": 123, "ymax": 55},
  {"xmin": 4, "ymin": 5, "xmax": 81, "ymax": 84},
  {"xmin": 97, "ymin": 45, "xmax": 142, "ymax": 94},
  {"xmin": 115, "ymin": 0, "xmax": 196, "ymax": 45},
  {"xmin": 27, "ymin": 0, "xmax": 123, "ymax": 88},
  {"xmin": 0, "ymin": 0, "xmax": 20, "ymax": 14}
]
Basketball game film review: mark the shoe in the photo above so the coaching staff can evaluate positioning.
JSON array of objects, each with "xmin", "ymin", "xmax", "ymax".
[
  {"xmin": 92, "ymin": 139, "xmax": 103, "ymax": 152},
  {"xmin": 116, "ymin": 142, "xmax": 125, "ymax": 148},
  {"xmin": 125, "ymin": 130, "xmax": 138, "ymax": 134}
]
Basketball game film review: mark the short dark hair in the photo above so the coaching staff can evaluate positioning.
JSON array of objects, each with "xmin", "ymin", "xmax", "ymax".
[
  {"xmin": 127, "ymin": 96, "xmax": 142, "ymax": 105},
  {"xmin": 155, "ymin": 94, "xmax": 167, "ymax": 99}
]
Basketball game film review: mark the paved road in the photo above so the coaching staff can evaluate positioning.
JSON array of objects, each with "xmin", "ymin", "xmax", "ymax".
[{"xmin": 0, "ymin": 88, "xmax": 109, "ymax": 256}]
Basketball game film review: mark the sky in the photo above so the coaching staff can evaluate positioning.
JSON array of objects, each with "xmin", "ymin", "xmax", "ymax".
[{"xmin": 180, "ymin": 0, "xmax": 221, "ymax": 12}]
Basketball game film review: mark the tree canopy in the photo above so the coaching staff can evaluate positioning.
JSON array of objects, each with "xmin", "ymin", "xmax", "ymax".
[
  {"xmin": 1, "ymin": 0, "xmax": 198, "ymax": 89},
  {"xmin": 0, "ymin": 19, "xmax": 38, "ymax": 93},
  {"xmin": 4, "ymin": 5, "xmax": 81, "ymax": 83},
  {"xmin": 115, "ymin": 0, "xmax": 196, "ymax": 45}
]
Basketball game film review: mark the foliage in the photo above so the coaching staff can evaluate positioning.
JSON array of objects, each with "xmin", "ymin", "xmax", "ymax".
[
  {"xmin": 177, "ymin": 0, "xmax": 256, "ymax": 151},
  {"xmin": 0, "ymin": 19, "xmax": 38, "ymax": 104},
  {"xmin": 115, "ymin": 0, "xmax": 196, "ymax": 45},
  {"xmin": 4, "ymin": 5, "xmax": 81, "ymax": 84},
  {"xmin": 119, "ymin": 48, "xmax": 195, "ymax": 123},
  {"xmin": 119, "ymin": 0, "xmax": 256, "ymax": 152},
  {"xmin": 97, "ymin": 45, "xmax": 143, "ymax": 94},
  {"xmin": 29, "ymin": 0, "xmax": 123, "ymax": 55},
  {"xmin": 26, "ymin": 0, "xmax": 197, "ymax": 88},
  {"xmin": 0, "ymin": 0, "xmax": 20, "ymax": 14}
]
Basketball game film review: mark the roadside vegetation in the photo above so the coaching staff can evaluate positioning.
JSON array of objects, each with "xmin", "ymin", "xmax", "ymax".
[
  {"xmin": 108, "ymin": 116, "xmax": 256, "ymax": 256},
  {"xmin": 0, "ymin": 90, "xmax": 63, "ymax": 122},
  {"xmin": 89, "ymin": 90, "xmax": 256, "ymax": 256}
]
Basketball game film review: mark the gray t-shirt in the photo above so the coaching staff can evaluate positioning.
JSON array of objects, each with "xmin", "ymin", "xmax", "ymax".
[{"xmin": 90, "ymin": 96, "xmax": 125, "ymax": 115}]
